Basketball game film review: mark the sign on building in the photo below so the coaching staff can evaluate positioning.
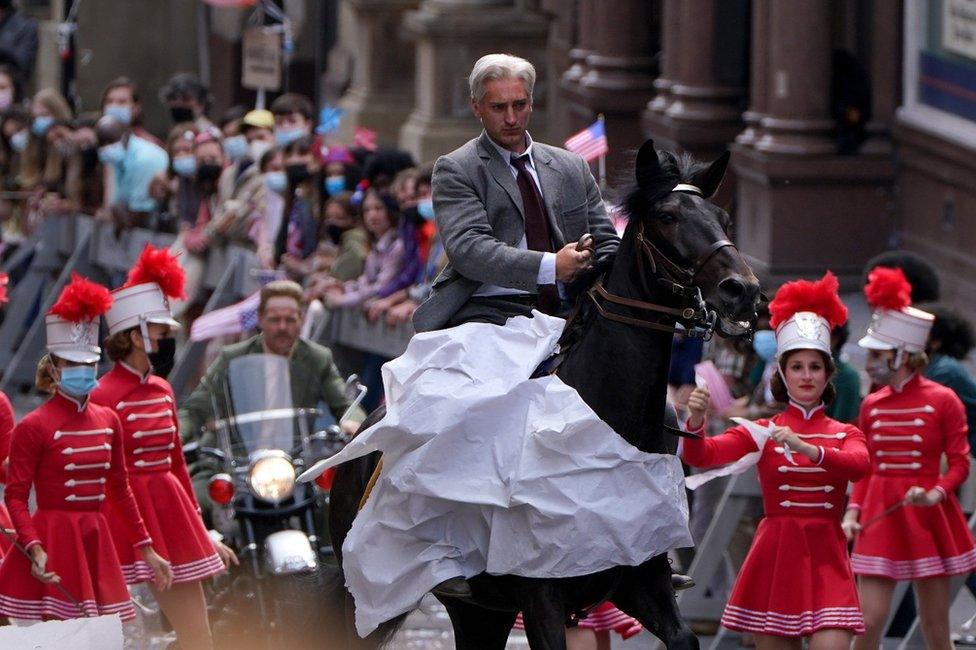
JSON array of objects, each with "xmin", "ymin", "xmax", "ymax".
[
  {"xmin": 242, "ymin": 27, "xmax": 282, "ymax": 91},
  {"xmin": 944, "ymin": 0, "xmax": 976, "ymax": 60}
]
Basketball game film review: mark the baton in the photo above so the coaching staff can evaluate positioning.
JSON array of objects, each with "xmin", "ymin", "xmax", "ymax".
[
  {"xmin": 0, "ymin": 525, "xmax": 91, "ymax": 617},
  {"xmin": 859, "ymin": 499, "xmax": 906, "ymax": 530}
]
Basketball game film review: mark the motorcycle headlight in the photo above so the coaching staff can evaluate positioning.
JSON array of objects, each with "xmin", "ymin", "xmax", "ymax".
[{"xmin": 248, "ymin": 451, "xmax": 295, "ymax": 503}]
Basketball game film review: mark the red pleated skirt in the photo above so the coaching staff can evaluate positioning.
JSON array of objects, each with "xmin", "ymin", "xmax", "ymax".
[
  {"xmin": 0, "ymin": 509, "xmax": 136, "ymax": 620},
  {"xmin": 514, "ymin": 602, "xmax": 643, "ymax": 639},
  {"xmin": 105, "ymin": 471, "xmax": 224, "ymax": 584},
  {"xmin": 0, "ymin": 502, "xmax": 13, "ymax": 556},
  {"xmin": 851, "ymin": 475, "xmax": 976, "ymax": 579},
  {"xmin": 720, "ymin": 515, "xmax": 864, "ymax": 637}
]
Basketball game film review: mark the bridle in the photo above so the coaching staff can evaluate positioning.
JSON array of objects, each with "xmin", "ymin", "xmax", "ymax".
[{"xmin": 586, "ymin": 184, "xmax": 737, "ymax": 340}]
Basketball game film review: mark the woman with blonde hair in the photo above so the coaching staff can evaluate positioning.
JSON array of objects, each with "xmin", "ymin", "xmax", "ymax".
[{"xmin": 19, "ymin": 88, "xmax": 72, "ymax": 192}]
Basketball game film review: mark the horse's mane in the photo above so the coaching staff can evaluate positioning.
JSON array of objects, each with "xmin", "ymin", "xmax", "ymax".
[{"xmin": 617, "ymin": 149, "xmax": 707, "ymax": 223}]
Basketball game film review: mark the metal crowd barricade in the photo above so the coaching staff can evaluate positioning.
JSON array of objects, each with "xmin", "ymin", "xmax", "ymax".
[
  {"xmin": 0, "ymin": 215, "xmax": 175, "ymax": 392},
  {"xmin": 168, "ymin": 244, "xmax": 259, "ymax": 402},
  {"xmin": 328, "ymin": 307, "xmax": 414, "ymax": 359}
]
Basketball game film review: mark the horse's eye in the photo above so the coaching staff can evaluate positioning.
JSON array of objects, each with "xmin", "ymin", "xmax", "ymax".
[{"xmin": 659, "ymin": 214, "xmax": 677, "ymax": 225}]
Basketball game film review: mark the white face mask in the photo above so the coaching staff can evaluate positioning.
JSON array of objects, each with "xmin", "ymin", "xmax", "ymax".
[
  {"xmin": 865, "ymin": 354, "xmax": 898, "ymax": 386},
  {"xmin": 249, "ymin": 139, "xmax": 272, "ymax": 162}
]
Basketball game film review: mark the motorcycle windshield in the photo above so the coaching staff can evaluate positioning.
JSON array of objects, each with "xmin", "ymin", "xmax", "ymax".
[{"xmin": 220, "ymin": 354, "xmax": 297, "ymax": 458}]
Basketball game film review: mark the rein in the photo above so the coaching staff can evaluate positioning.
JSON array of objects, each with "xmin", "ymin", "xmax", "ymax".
[{"xmin": 586, "ymin": 185, "xmax": 736, "ymax": 340}]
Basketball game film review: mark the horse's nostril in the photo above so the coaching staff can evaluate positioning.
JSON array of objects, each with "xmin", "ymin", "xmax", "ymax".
[{"xmin": 718, "ymin": 277, "xmax": 746, "ymax": 300}]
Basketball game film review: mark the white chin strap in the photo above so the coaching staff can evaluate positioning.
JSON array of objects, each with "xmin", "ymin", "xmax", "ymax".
[{"xmin": 672, "ymin": 183, "xmax": 703, "ymax": 196}]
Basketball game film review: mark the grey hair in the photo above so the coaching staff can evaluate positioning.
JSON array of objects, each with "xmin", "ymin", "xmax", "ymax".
[{"xmin": 468, "ymin": 54, "xmax": 536, "ymax": 103}]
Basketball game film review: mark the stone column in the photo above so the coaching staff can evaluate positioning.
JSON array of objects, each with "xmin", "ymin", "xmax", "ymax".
[
  {"xmin": 543, "ymin": 0, "xmax": 578, "ymax": 139},
  {"xmin": 398, "ymin": 0, "xmax": 550, "ymax": 163},
  {"xmin": 561, "ymin": 0, "xmax": 659, "ymax": 175},
  {"xmin": 642, "ymin": 0, "xmax": 748, "ymax": 159},
  {"xmin": 336, "ymin": 0, "xmax": 420, "ymax": 146},
  {"xmin": 735, "ymin": 0, "xmax": 770, "ymax": 147},
  {"xmin": 863, "ymin": 0, "xmax": 902, "ymax": 155},
  {"xmin": 645, "ymin": 0, "xmax": 680, "ymax": 116},
  {"xmin": 754, "ymin": 0, "xmax": 834, "ymax": 155},
  {"xmin": 562, "ymin": 0, "xmax": 595, "ymax": 87}
]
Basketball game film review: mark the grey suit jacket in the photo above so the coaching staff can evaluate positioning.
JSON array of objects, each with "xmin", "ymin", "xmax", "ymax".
[{"xmin": 412, "ymin": 131, "xmax": 619, "ymax": 332}]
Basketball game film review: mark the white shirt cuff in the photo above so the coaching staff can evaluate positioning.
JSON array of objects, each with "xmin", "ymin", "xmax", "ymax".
[{"xmin": 537, "ymin": 252, "xmax": 556, "ymax": 285}]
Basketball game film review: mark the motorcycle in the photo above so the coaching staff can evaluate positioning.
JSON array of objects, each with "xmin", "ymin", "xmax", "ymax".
[{"xmin": 187, "ymin": 353, "xmax": 365, "ymax": 647}]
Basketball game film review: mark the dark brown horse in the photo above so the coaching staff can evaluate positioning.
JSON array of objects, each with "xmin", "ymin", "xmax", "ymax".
[{"xmin": 326, "ymin": 140, "xmax": 762, "ymax": 649}]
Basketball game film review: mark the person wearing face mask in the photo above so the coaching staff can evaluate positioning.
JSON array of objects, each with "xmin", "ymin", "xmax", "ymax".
[
  {"xmin": 275, "ymin": 136, "xmax": 322, "ymax": 275},
  {"xmin": 95, "ymin": 114, "xmax": 169, "ymax": 228},
  {"xmin": 19, "ymin": 88, "xmax": 72, "ymax": 192},
  {"xmin": 270, "ymin": 93, "xmax": 314, "ymax": 148},
  {"xmin": 682, "ymin": 272, "xmax": 870, "ymax": 647},
  {"xmin": 100, "ymin": 77, "xmax": 163, "ymax": 148},
  {"xmin": 159, "ymin": 72, "xmax": 214, "ymax": 132},
  {"xmin": 169, "ymin": 130, "xmax": 225, "ymax": 320},
  {"xmin": 843, "ymin": 267, "xmax": 976, "ymax": 650},
  {"xmin": 0, "ymin": 274, "xmax": 174, "ymax": 624},
  {"xmin": 92, "ymin": 246, "xmax": 237, "ymax": 649}
]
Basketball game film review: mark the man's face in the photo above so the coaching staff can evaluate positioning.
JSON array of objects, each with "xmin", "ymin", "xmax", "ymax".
[
  {"xmin": 259, "ymin": 296, "xmax": 302, "ymax": 356},
  {"xmin": 244, "ymin": 126, "xmax": 274, "ymax": 144},
  {"xmin": 104, "ymin": 86, "xmax": 140, "ymax": 119},
  {"xmin": 471, "ymin": 77, "xmax": 532, "ymax": 152}
]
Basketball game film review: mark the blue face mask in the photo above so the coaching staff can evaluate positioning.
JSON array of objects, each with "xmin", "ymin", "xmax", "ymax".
[
  {"xmin": 98, "ymin": 141, "xmax": 126, "ymax": 165},
  {"xmin": 275, "ymin": 127, "xmax": 304, "ymax": 147},
  {"xmin": 223, "ymin": 134, "xmax": 247, "ymax": 161},
  {"xmin": 417, "ymin": 199, "xmax": 435, "ymax": 221},
  {"xmin": 324, "ymin": 175, "xmax": 346, "ymax": 196},
  {"xmin": 752, "ymin": 329, "xmax": 778, "ymax": 362},
  {"xmin": 172, "ymin": 155, "xmax": 197, "ymax": 178},
  {"xmin": 31, "ymin": 115, "xmax": 54, "ymax": 137},
  {"xmin": 9, "ymin": 129, "xmax": 27, "ymax": 153},
  {"xmin": 60, "ymin": 365, "xmax": 98, "ymax": 397},
  {"xmin": 265, "ymin": 170, "xmax": 287, "ymax": 194},
  {"xmin": 104, "ymin": 104, "xmax": 132, "ymax": 126}
]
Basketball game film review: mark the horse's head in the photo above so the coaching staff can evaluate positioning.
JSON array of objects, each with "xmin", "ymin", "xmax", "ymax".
[{"xmin": 621, "ymin": 140, "xmax": 762, "ymax": 337}]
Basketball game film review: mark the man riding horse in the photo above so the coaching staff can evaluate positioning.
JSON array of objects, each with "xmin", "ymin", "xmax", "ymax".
[{"xmin": 302, "ymin": 53, "xmax": 762, "ymax": 646}]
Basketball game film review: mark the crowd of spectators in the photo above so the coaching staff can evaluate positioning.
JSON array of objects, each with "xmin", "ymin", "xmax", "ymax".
[{"xmin": 0, "ymin": 67, "xmax": 444, "ymax": 407}]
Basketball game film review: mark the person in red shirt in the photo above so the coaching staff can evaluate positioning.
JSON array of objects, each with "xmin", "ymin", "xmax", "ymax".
[
  {"xmin": 0, "ymin": 274, "xmax": 172, "ymax": 622},
  {"xmin": 843, "ymin": 267, "xmax": 976, "ymax": 650},
  {"xmin": 93, "ymin": 245, "xmax": 236, "ymax": 647},
  {"xmin": 682, "ymin": 272, "xmax": 870, "ymax": 648}
]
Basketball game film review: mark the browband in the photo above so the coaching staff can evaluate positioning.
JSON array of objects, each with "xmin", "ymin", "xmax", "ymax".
[{"xmin": 672, "ymin": 183, "xmax": 703, "ymax": 196}]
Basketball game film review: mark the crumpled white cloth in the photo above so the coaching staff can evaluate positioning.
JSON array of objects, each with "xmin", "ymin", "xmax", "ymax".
[
  {"xmin": 684, "ymin": 417, "xmax": 794, "ymax": 490},
  {"xmin": 309, "ymin": 312, "xmax": 692, "ymax": 637}
]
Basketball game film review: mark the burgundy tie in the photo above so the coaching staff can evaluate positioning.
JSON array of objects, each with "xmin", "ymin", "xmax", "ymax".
[{"xmin": 511, "ymin": 154, "xmax": 559, "ymax": 315}]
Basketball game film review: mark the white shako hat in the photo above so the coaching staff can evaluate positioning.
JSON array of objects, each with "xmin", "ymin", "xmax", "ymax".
[
  {"xmin": 46, "ymin": 273, "xmax": 113, "ymax": 363},
  {"xmin": 858, "ymin": 266, "xmax": 933, "ymax": 353},
  {"xmin": 769, "ymin": 271, "xmax": 848, "ymax": 359},
  {"xmin": 106, "ymin": 244, "xmax": 186, "ymax": 336}
]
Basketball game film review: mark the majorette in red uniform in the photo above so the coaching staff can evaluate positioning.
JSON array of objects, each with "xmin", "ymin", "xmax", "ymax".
[
  {"xmin": 92, "ymin": 245, "xmax": 225, "ymax": 585},
  {"xmin": 0, "ymin": 274, "xmax": 171, "ymax": 620},
  {"xmin": 846, "ymin": 267, "xmax": 976, "ymax": 579},
  {"xmin": 0, "ymin": 272, "xmax": 16, "ymax": 558},
  {"xmin": 682, "ymin": 273, "xmax": 870, "ymax": 638},
  {"xmin": 514, "ymin": 602, "xmax": 644, "ymax": 640}
]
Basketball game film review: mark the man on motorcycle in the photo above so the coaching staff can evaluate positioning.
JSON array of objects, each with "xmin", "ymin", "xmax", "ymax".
[{"xmin": 179, "ymin": 280, "xmax": 365, "ymax": 517}]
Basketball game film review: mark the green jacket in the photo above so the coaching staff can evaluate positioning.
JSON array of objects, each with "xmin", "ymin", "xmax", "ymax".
[
  {"xmin": 178, "ymin": 334, "xmax": 366, "ymax": 445},
  {"xmin": 329, "ymin": 226, "xmax": 369, "ymax": 281},
  {"xmin": 826, "ymin": 355, "xmax": 862, "ymax": 424}
]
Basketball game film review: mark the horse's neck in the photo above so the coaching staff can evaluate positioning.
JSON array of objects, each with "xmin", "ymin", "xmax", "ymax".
[{"xmin": 560, "ymin": 237, "xmax": 674, "ymax": 452}]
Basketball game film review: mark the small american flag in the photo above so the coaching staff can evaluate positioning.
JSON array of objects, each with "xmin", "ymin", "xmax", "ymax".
[
  {"xmin": 189, "ymin": 270, "xmax": 283, "ymax": 342},
  {"xmin": 353, "ymin": 127, "xmax": 378, "ymax": 152},
  {"xmin": 564, "ymin": 119, "xmax": 609, "ymax": 162}
]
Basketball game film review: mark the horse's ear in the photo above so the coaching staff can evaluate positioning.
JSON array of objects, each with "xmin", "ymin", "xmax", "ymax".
[
  {"xmin": 692, "ymin": 150, "xmax": 731, "ymax": 198},
  {"xmin": 635, "ymin": 139, "xmax": 664, "ymax": 195}
]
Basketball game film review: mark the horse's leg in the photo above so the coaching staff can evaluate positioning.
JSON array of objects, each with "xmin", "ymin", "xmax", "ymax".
[
  {"xmin": 441, "ymin": 598, "xmax": 517, "ymax": 650},
  {"xmin": 520, "ymin": 579, "xmax": 568, "ymax": 650},
  {"xmin": 613, "ymin": 554, "xmax": 698, "ymax": 650}
]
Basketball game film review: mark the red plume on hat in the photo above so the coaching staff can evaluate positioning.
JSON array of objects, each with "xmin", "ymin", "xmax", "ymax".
[
  {"xmin": 769, "ymin": 271, "xmax": 848, "ymax": 330},
  {"xmin": 0, "ymin": 272, "xmax": 9, "ymax": 304},
  {"xmin": 49, "ymin": 273, "xmax": 113, "ymax": 323},
  {"xmin": 864, "ymin": 266, "xmax": 912, "ymax": 311},
  {"xmin": 125, "ymin": 244, "xmax": 187, "ymax": 300}
]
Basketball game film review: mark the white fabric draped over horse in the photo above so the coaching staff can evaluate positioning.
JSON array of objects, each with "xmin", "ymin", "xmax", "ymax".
[{"xmin": 303, "ymin": 312, "xmax": 692, "ymax": 636}]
